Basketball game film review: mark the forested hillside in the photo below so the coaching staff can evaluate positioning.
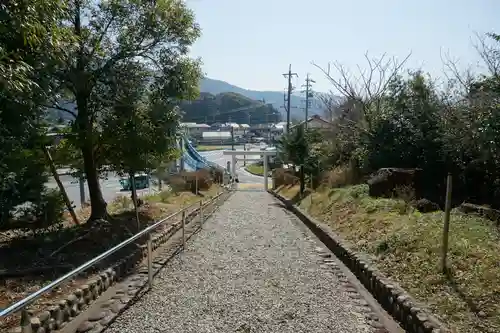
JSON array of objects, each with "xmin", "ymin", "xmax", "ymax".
[
  {"xmin": 199, "ymin": 77, "xmax": 323, "ymax": 118},
  {"xmin": 180, "ymin": 92, "xmax": 281, "ymax": 124}
]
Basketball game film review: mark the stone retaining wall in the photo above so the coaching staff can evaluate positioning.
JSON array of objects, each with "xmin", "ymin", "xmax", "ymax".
[
  {"xmin": 270, "ymin": 190, "xmax": 449, "ymax": 333},
  {"xmin": 13, "ymin": 191, "xmax": 231, "ymax": 333}
]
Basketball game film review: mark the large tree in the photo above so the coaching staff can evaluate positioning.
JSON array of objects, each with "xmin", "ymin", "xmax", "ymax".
[
  {"xmin": 48, "ymin": 0, "xmax": 202, "ymax": 220},
  {"xmin": 0, "ymin": 0, "xmax": 70, "ymax": 227},
  {"xmin": 101, "ymin": 61, "xmax": 181, "ymax": 189}
]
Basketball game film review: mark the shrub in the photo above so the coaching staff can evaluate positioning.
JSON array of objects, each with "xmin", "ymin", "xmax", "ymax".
[
  {"xmin": 167, "ymin": 169, "xmax": 214, "ymax": 193},
  {"xmin": 273, "ymin": 168, "xmax": 299, "ymax": 187},
  {"xmin": 111, "ymin": 195, "xmax": 132, "ymax": 210},
  {"xmin": 181, "ymin": 169, "xmax": 212, "ymax": 192},
  {"xmin": 321, "ymin": 164, "xmax": 362, "ymax": 188},
  {"xmin": 158, "ymin": 190, "xmax": 171, "ymax": 203},
  {"xmin": 4, "ymin": 189, "xmax": 66, "ymax": 233}
]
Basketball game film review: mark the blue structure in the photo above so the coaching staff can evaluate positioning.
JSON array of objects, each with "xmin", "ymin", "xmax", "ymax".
[{"xmin": 181, "ymin": 136, "xmax": 228, "ymax": 175}]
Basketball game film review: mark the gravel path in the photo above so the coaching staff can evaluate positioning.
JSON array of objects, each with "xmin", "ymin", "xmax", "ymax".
[{"xmin": 106, "ymin": 191, "xmax": 379, "ymax": 333}]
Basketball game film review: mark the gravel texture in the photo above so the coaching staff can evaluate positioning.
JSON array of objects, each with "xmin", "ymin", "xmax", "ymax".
[{"xmin": 105, "ymin": 191, "xmax": 378, "ymax": 333}]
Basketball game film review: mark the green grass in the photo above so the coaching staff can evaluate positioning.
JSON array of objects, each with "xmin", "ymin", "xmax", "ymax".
[
  {"xmin": 277, "ymin": 184, "xmax": 500, "ymax": 333},
  {"xmin": 196, "ymin": 145, "xmax": 232, "ymax": 152},
  {"xmin": 245, "ymin": 164, "xmax": 268, "ymax": 176}
]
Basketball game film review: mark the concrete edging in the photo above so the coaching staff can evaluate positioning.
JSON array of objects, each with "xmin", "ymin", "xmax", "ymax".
[
  {"xmin": 269, "ymin": 189, "xmax": 449, "ymax": 333},
  {"xmin": 14, "ymin": 190, "xmax": 233, "ymax": 333}
]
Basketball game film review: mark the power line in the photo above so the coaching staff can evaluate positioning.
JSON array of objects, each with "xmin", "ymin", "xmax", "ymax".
[
  {"xmin": 301, "ymin": 73, "xmax": 315, "ymax": 129},
  {"xmin": 282, "ymin": 64, "xmax": 298, "ymax": 133}
]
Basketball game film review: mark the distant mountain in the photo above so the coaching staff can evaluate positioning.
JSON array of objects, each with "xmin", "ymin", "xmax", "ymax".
[
  {"xmin": 46, "ymin": 77, "xmax": 328, "ymax": 125},
  {"xmin": 200, "ymin": 78, "xmax": 324, "ymax": 120}
]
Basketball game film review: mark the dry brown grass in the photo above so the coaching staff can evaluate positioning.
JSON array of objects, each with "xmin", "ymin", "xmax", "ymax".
[
  {"xmin": 166, "ymin": 169, "xmax": 214, "ymax": 193},
  {"xmin": 320, "ymin": 164, "xmax": 362, "ymax": 188},
  {"xmin": 276, "ymin": 184, "xmax": 500, "ymax": 333},
  {"xmin": 272, "ymin": 168, "xmax": 299, "ymax": 188}
]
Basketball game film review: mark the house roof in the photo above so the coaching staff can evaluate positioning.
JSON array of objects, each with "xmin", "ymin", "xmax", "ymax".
[{"xmin": 290, "ymin": 115, "xmax": 332, "ymax": 129}]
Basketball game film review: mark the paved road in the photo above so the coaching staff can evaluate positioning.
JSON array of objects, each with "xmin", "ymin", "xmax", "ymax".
[
  {"xmin": 106, "ymin": 191, "xmax": 383, "ymax": 333},
  {"xmin": 199, "ymin": 144, "xmax": 270, "ymax": 185},
  {"xmin": 46, "ymin": 173, "xmax": 154, "ymax": 209},
  {"xmin": 46, "ymin": 144, "xmax": 268, "ymax": 209}
]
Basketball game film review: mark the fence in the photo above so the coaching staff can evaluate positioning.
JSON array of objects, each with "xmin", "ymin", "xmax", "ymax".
[{"xmin": 0, "ymin": 187, "xmax": 232, "ymax": 330}]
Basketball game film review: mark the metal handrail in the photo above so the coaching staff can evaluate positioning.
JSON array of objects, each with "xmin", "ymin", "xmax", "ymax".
[{"xmin": 0, "ymin": 189, "xmax": 226, "ymax": 318}]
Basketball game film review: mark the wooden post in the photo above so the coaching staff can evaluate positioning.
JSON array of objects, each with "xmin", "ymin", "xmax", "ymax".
[
  {"xmin": 42, "ymin": 146, "xmax": 79, "ymax": 225},
  {"xmin": 195, "ymin": 174, "xmax": 198, "ymax": 195},
  {"xmin": 158, "ymin": 176, "xmax": 162, "ymax": 191},
  {"xmin": 130, "ymin": 172, "xmax": 140, "ymax": 232},
  {"xmin": 310, "ymin": 174, "xmax": 313, "ymax": 208},
  {"xmin": 440, "ymin": 173, "xmax": 453, "ymax": 273}
]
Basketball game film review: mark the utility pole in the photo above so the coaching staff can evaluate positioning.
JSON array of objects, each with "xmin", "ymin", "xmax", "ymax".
[
  {"xmin": 280, "ymin": 90, "xmax": 297, "ymax": 133},
  {"xmin": 302, "ymin": 74, "xmax": 315, "ymax": 129},
  {"xmin": 282, "ymin": 64, "xmax": 298, "ymax": 133},
  {"xmin": 231, "ymin": 126, "xmax": 235, "ymax": 150},
  {"xmin": 228, "ymin": 115, "xmax": 235, "ymax": 150},
  {"xmin": 243, "ymin": 112, "xmax": 251, "ymax": 166}
]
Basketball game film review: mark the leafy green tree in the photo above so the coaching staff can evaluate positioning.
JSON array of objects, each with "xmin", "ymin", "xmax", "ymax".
[
  {"xmin": 278, "ymin": 126, "xmax": 324, "ymax": 193},
  {"xmin": 365, "ymin": 72, "xmax": 443, "ymax": 170},
  {"xmin": 101, "ymin": 62, "xmax": 181, "ymax": 190},
  {"xmin": 0, "ymin": 0, "xmax": 70, "ymax": 228},
  {"xmin": 46, "ymin": 0, "xmax": 202, "ymax": 220}
]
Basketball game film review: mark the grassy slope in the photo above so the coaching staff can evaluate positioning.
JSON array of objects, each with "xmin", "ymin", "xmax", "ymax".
[
  {"xmin": 196, "ymin": 145, "xmax": 232, "ymax": 152},
  {"xmin": 277, "ymin": 184, "xmax": 500, "ymax": 333},
  {"xmin": 245, "ymin": 164, "xmax": 265, "ymax": 176}
]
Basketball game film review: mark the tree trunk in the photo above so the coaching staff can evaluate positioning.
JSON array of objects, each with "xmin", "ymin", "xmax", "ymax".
[
  {"xmin": 76, "ymin": 94, "xmax": 107, "ymax": 221},
  {"xmin": 82, "ymin": 138, "xmax": 107, "ymax": 220}
]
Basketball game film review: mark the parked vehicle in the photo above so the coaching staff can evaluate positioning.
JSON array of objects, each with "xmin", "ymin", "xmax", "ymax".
[{"xmin": 119, "ymin": 172, "xmax": 150, "ymax": 191}]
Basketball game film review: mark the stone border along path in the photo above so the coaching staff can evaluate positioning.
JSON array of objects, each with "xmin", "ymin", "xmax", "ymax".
[
  {"xmin": 98, "ymin": 191, "xmax": 399, "ymax": 333},
  {"xmin": 271, "ymin": 190, "xmax": 447, "ymax": 333}
]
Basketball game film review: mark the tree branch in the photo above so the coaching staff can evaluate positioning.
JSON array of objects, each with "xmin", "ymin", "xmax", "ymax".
[
  {"xmin": 42, "ymin": 102, "xmax": 77, "ymax": 118},
  {"xmin": 87, "ymin": 14, "xmax": 117, "ymax": 62}
]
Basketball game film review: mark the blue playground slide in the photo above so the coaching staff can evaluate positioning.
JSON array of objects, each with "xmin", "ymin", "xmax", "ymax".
[
  {"xmin": 182, "ymin": 146, "xmax": 205, "ymax": 170},
  {"xmin": 181, "ymin": 136, "xmax": 228, "ymax": 174}
]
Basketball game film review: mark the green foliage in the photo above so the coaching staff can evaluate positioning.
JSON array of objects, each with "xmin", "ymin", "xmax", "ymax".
[
  {"xmin": 317, "ymin": 33, "xmax": 500, "ymax": 207},
  {"xmin": 278, "ymin": 126, "xmax": 325, "ymax": 176},
  {"xmin": 0, "ymin": 0, "xmax": 70, "ymax": 229},
  {"xmin": 1, "ymin": 0, "xmax": 203, "ymax": 224},
  {"xmin": 180, "ymin": 92, "xmax": 281, "ymax": 124},
  {"xmin": 41, "ymin": 0, "xmax": 203, "ymax": 219},
  {"xmin": 100, "ymin": 60, "xmax": 182, "ymax": 176},
  {"xmin": 365, "ymin": 72, "xmax": 444, "ymax": 171}
]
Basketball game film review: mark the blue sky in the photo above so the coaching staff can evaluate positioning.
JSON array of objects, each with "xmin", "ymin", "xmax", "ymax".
[{"xmin": 187, "ymin": 0, "xmax": 500, "ymax": 93}]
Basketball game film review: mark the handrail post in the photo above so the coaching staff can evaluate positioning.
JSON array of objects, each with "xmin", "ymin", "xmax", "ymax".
[
  {"xmin": 20, "ymin": 309, "xmax": 31, "ymax": 333},
  {"xmin": 200, "ymin": 200, "xmax": 204, "ymax": 224},
  {"xmin": 181, "ymin": 210, "xmax": 186, "ymax": 250},
  {"xmin": 147, "ymin": 232, "xmax": 153, "ymax": 290}
]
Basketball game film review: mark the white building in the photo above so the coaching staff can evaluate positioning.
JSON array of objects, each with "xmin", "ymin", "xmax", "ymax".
[{"xmin": 180, "ymin": 122, "xmax": 211, "ymax": 138}]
